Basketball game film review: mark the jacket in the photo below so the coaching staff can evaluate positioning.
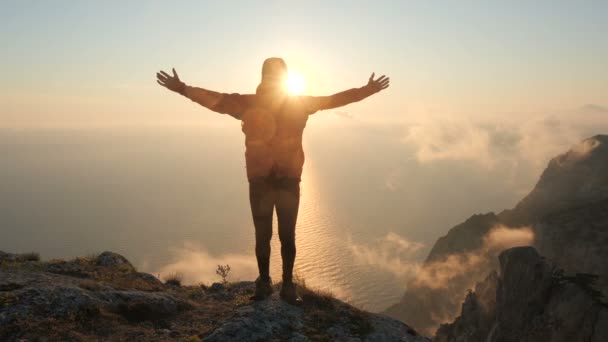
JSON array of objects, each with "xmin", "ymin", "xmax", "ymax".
[{"xmin": 183, "ymin": 85, "xmax": 376, "ymax": 181}]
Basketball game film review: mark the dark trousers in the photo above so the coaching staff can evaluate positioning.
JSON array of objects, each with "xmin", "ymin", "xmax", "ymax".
[{"xmin": 249, "ymin": 176, "xmax": 300, "ymax": 283}]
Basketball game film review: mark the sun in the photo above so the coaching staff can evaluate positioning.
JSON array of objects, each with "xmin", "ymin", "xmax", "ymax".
[{"xmin": 286, "ymin": 71, "xmax": 305, "ymax": 94}]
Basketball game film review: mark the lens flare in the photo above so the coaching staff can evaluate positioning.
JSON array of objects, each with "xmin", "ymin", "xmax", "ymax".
[{"xmin": 286, "ymin": 71, "xmax": 305, "ymax": 94}]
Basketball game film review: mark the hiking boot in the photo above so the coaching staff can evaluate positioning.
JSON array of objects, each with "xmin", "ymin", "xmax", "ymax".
[
  {"xmin": 280, "ymin": 281, "xmax": 303, "ymax": 306},
  {"xmin": 251, "ymin": 276, "xmax": 273, "ymax": 300}
]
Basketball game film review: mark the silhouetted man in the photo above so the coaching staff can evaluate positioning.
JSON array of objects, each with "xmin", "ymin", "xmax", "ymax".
[{"xmin": 157, "ymin": 58, "xmax": 389, "ymax": 304}]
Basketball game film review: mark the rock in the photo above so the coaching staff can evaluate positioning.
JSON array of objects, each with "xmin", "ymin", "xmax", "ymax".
[
  {"xmin": 0, "ymin": 251, "xmax": 15, "ymax": 262},
  {"xmin": 492, "ymin": 247, "xmax": 608, "ymax": 342},
  {"xmin": 0, "ymin": 271, "xmax": 102, "ymax": 326},
  {"xmin": 203, "ymin": 295, "xmax": 302, "ymax": 341},
  {"xmin": 137, "ymin": 271, "xmax": 164, "ymax": 285},
  {"xmin": 534, "ymin": 198, "xmax": 608, "ymax": 294},
  {"xmin": 365, "ymin": 314, "xmax": 426, "ymax": 342},
  {"xmin": 436, "ymin": 247, "xmax": 608, "ymax": 342},
  {"xmin": 0, "ymin": 268, "xmax": 190, "ymax": 328},
  {"xmin": 202, "ymin": 285, "xmax": 426, "ymax": 342},
  {"xmin": 96, "ymin": 251, "xmax": 135, "ymax": 271},
  {"xmin": 102, "ymin": 290, "xmax": 191, "ymax": 322},
  {"xmin": 208, "ymin": 282, "xmax": 225, "ymax": 292},
  {"xmin": 435, "ymin": 271, "xmax": 497, "ymax": 342},
  {"xmin": 44, "ymin": 259, "xmax": 92, "ymax": 278},
  {"xmin": 509, "ymin": 135, "xmax": 608, "ymax": 224},
  {"xmin": 206, "ymin": 282, "xmax": 234, "ymax": 300}
]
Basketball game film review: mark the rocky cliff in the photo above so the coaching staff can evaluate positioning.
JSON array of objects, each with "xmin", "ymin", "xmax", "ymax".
[
  {"xmin": 435, "ymin": 247, "xmax": 608, "ymax": 342},
  {"xmin": 385, "ymin": 135, "xmax": 608, "ymax": 335},
  {"xmin": 0, "ymin": 251, "xmax": 426, "ymax": 342}
]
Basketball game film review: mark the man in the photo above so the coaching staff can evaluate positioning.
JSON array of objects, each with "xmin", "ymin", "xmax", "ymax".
[{"xmin": 156, "ymin": 58, "xmax": 389, "ymax": 305}]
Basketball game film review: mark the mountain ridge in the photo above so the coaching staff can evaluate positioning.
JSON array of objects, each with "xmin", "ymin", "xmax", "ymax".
[{"xmin": 385, "ymin": 134, "xmax": 608, "ymax": 336}]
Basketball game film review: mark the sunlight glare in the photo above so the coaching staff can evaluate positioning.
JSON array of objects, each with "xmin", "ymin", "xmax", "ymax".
[{"xmin": 286, "ymin": 71, "xmax": 305, "ymax": 94}]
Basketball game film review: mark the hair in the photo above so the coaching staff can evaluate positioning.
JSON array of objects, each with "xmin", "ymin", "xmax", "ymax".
[
  {"xmin": 257, "ymin": 57, "xmax": 287, "ymax": 95},
  {"xmin": 261, "ymin": 57, "xmax": 287, "ymax": 81}
]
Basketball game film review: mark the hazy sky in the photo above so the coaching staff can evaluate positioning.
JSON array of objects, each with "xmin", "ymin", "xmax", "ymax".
[{"xmin": 1, "ymin": 1, "xmax": 607, "ymax": 127}]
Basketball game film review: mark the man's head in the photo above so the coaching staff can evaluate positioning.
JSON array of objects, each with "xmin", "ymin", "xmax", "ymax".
[{"xmin": 261, "ymin": 57, "xmax": 287, "ymax": 84}]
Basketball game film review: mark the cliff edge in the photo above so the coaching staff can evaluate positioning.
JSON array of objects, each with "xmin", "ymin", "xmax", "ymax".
[{"xmin": 0, "ymin": 251, "xmax": 426, "ymax": 342}]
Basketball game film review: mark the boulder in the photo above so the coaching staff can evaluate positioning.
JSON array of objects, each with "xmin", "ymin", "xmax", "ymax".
[{"xmin": 96, "ymin": 251, "xmax": 135, "ymax": 271}]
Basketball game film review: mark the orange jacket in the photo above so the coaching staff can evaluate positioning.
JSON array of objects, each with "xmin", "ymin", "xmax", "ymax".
[{"xmin": 183, "ymin": 85, "xmax": 376, "ymax": 181}]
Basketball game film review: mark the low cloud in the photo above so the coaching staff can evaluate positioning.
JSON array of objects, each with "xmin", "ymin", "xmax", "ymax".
[
  {"xmin": 483, "ymin": 225, "xmax": 535, "ymax": 252},
  {"xmin": 403, "ymin": 119, "xmax": 495, "ymax": 168},
  {"xmin": 388, "ymin": 225, "xmax": 535, "ymax": 335},
  {"xmin": 349, "ymin": 232, "xmax": 425, "ymax": 281},
  {"xmin": 414, "ymin": 225, "xmax": 534, "ymax": 289},
  {"xmin": 349, "ymin": 226, "xmax": 534, "ymax": 288},
  {"xmin": 402, "ymin": 106, "xmax": 608, "ymax": 173},
  {"xmin": 155, "ymin": 242, "xmax": 258, "ymax": 285},
  {"xmin": 562, "ymin": 136, "xmax": 602, "ymax": 163}
]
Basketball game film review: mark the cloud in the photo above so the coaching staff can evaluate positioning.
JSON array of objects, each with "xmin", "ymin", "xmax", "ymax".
[
  {"xmin": 414, "ymin": 225, "xmax": 534, "ymax": 289},
  {"xmin": 154, "ymin": 242, "xmax": 357, "ymax": 303},
  {"xmin": 155, "ymin": 242, "xmax": 258, "ymax": 285},
  {"xmin": 349, "ymin": 232, "xmax": 425, "ymax": 281},
  {"xmin": 387, "ymin": 225, "xmax": 534, "ymax": 335},
  {"xmin": 482, "ymin": 224, "xmax": 535, "ymax": 252},
  {"xmin": 403, "ymin": 119, "xmax": 496, "ymax": 168},
  {"xmin": 562, "ymin": 136, "xmax": 602, "ymax": 163},
  {"xmin": 401, "ymin": 106, "xmax": 608, "ymax": 174},
  {"xmin": 349, "ymin": 224, "xmax": 534, "ymax": 334}
]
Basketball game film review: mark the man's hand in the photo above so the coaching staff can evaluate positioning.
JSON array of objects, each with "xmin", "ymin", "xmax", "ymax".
[
  {"xmin": 156, "ymin": 68, "xmax": 186, "ymax": 94},
  {"xmin": 366, "ymin": 73, "xmax": 390, "ymax": 93}
]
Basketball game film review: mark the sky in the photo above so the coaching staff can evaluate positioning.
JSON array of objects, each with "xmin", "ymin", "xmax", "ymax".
[{"xmin": 1, "ymin": 1, "xmax": 607, "ymax": 127}]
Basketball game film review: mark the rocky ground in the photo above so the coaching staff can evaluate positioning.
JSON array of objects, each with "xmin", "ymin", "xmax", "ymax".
[{"xmin": 0, "ymin": 251, "xmax": 426, "ymax": 342}]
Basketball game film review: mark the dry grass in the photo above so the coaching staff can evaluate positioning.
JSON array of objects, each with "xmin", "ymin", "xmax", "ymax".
[
  {"xmin": 291, "ymin": 275, "xmax": 374, "ymax": 339},
  {"xmin": 0, "ymin": 252, "xmax": 40, "ymax": 266},
  {"xmin": 17, "ymin": 252, "xmax": 40, "ymax": 262},
  {"xmin": 164, "ymin": 273, "xmax": 184, "ymax": 287},
  {"xmin": 293, "ymin": 276, "xmax": 336, "ymax": 310},
  {"xmin": 72, "ymin": 253, "xmax": 100, "ymax": 265}
]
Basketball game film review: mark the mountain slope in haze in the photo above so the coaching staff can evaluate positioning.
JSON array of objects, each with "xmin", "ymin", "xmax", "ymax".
[{"xmin": 384, "ymin": 134, "xmax": 608, "ymax": 335}]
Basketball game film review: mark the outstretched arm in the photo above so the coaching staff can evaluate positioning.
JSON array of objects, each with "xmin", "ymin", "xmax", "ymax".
[
  {"xmin": 310, "ymin": 73, "xmax": 390, "ymax": 112},
  {"xmin": 156, "ymin": 68, "xmax": 247, "ymax": 119}
]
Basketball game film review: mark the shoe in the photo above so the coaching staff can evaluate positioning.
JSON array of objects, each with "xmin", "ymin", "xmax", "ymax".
[
  {"xmin": 251, "ymin": 276, "xmax": 273, "ymax": 300},
  {"xmin": 280, "ymin": 281, "xmax": 303, "ymax": 306}
]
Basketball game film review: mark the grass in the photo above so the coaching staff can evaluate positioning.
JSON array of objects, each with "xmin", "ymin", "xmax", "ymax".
[
  {"xmin": 0, "ymin": 252, "xmax": 40, "ymax": 265},
  {"xmin": 17, "ymin": 252, "xmax": 40, "ymax": 262},
  {"xmin": 293, "ymin": 276, "xmax": 337, "ymax": 310},
  {"xmin": 164, "ymin": 273, "xmax": 184, "ymax": 287},
  {"xmin": 291, "ymin": 275, "xmax": 374, "ymax": 339},
  {"xmin": 73, "ymin": 253, "xmax": 100, "ymax": 265}
]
